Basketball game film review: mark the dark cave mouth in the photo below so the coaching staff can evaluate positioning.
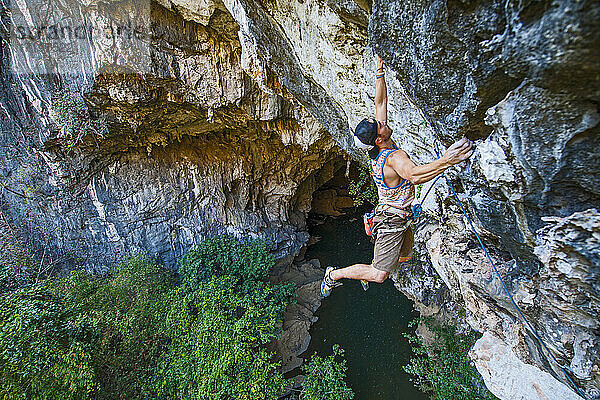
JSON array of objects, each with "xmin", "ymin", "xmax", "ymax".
[{"xmin": 308, "ymin": 159, "xmax": 370, "ymax": 218}]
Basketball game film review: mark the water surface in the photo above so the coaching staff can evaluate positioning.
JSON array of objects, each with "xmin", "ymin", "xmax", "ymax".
[{"xmin": 303, "ymin": 211, "xmax": 428, "ymax": 400}]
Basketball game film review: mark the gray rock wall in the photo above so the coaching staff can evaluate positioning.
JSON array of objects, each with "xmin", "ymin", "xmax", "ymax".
[
  {"xmin": 0, "ymin": 0, "xmax": 346, "ymax": 271},
  {"xmin": 369, "ymin": 0, "xmax": 600, "ymax": 398}
]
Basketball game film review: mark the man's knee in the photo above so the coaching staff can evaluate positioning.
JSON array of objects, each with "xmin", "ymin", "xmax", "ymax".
[{"xmin": 372, "ymin": 269, "xmax": 389, "ymax": 283}]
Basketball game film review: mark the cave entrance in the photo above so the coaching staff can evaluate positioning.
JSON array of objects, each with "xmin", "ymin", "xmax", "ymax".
[{"xmin": 308, "ymin": 160, "xmax": 369, "ymax": 218}]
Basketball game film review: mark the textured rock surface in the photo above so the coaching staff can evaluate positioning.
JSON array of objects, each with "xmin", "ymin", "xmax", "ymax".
[
  {"xmin": 534, "ymin": 210, "xmax": 600, "ymax": 383},
  {"xmin": 0, "ymin": 0, "xmax": 599, "ymax": 398},
  {"xmin": 269, "ymin": 258, "xmax": 323, "ymax": 373},
  {"xmin": 471, "ymin": 331, "xmax": 582, "ymax": 400},
  {"xmin": 370, "ymin": 0, "xmax": 600, "ymax": 140},
  {"xmin": 0, "ymin": 0, "xmax": 347, "ymax": 271},
  {"xmin": 410, "ymin": 205, "xmax": 600, "ymax": 399},
  {"xmin": 369, "ymin": 0, "xmax": 600, "ymax": 397}
]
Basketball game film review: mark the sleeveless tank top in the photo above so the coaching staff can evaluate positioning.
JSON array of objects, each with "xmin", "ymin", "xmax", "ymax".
[{"xmin": 371, "ymin": 148, "xmax": 415, "ymax": 211}]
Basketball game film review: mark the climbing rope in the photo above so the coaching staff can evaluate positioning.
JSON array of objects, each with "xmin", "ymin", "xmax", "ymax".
[
  {"xmin": 441, "ymin": 166, "xmax": 587, "ymax": 399},
  {"xmin": 411, "ymin": 140, "xmax": 587, "ymax": 398},
  {"xmin": 393, "ymin": 65, "xmax": 586, "ymax": 397}
]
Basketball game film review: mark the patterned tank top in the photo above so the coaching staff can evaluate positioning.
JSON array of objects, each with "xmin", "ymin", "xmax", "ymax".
[{"xmin": 371, "ymin": 148, "xmax": 415, "ymax": 211}]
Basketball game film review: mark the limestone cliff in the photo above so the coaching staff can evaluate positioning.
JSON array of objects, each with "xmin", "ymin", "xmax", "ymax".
[
  {"xmin": 0, "ymin": 0, "xmax": 348, "ymax": 271},
  {"xmin": 0, "ymin": 0, "xmax": 598, "ymax": 399}
]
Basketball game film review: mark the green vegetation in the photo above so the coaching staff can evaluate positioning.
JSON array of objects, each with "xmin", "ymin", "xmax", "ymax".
[
  {"xmin": 0, "ymin": 253, "xmax": 175, "ymax": 399},
  {"xmin": 415, "ymin": 183, "xmax": 423, "ymax": 200},
  {"xmin": 301, "ymin": 344, "xmax": 354, "ymax": 400},
  {"xmin": 0, "ymin": 235, "xmax": 353, "ymax": 399},
  {"xmin": 156, "ymin": 237, "xmax": 295, "ymax": 399},
  {"xmin": 51, "ymin": 90, "xmax": 108, "ymax": 148},
  {"xmin": 348, "ymin": 163, "xmax": 378, "ymax": 207},
  {"xmin": 403, "ymin": 317, "xmax": 499, "ymax": 400},
  {"xmin": 0, "ymin": 222, "xmax": 39, "ymax": 293}
]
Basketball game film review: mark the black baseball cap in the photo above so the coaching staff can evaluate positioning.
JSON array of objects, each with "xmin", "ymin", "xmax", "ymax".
[{"xmin": 354, "ymin": 118, "xmax": 380, "ymax": 159}]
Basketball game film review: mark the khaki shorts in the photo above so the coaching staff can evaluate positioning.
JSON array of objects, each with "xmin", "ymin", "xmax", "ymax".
[{"xmin": 371, "ymin": 208, "xmax": 414, "ymax": 272}]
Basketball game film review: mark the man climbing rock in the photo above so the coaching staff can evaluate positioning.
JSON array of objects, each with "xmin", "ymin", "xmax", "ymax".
[{"xmin": 321, "ymin": 56, "xmax": 474, "ymax": 297}]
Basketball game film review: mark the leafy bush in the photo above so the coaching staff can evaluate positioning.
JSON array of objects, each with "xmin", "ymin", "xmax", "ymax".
[
  {"xmin": 0, "ymin": 224, "xmax": 39, "ymax": 294},
  {"xmin": 51, "ymin": 90, "xmax": 108, "ymax": 148},
  {"xmin": 301, "ymin": 344, "xmax": 354, "ymax": 400},
  {"xmin": 348, "ymin": 164, "xmax": 378, "ymax": 207},
  {"xmin": 56, "ymin": 252, "xmax": 176, "ymax": 399},
  {"xmin": 0, "ymin": 236, "xmax": 353, "ymax": 400},
  {"xmin": 156, "ymin": 236, "xmax": 295, "ymax": 399},
  {"xmin": 403, "ymin": 317, "xmax": 498, "ymax": 400},
  {"xmin": 0, "ymin": 283, "xmax": 96, "ymax": 399},
  {"xmin": 155, "ymin": 276, "xmax": 293, "ymax": 399},
  {"xmin": 0, "ymin": 218, "xmax": 95, "ymax": 396},
  {"xmin": 179, "ymin": 235, "xmax": 276, "ymax": 283},
  {"xmin": 0, "ymin": 251, "xmax": 174, "ymax": 399}
]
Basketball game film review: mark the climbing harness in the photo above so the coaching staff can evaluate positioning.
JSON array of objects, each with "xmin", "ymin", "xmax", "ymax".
[
  {"xmin": 363, "ymin": 211, "xmax": 413, "ymax": 236},
  {"xmin": 363, "ymin": 211, "xmax": 375, "ymax": 237}
]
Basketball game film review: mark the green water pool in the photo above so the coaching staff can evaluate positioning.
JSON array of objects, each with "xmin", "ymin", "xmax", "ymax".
[{"xmin": 302, "ymin": 211, "xmax": 429, "ymax": 400}]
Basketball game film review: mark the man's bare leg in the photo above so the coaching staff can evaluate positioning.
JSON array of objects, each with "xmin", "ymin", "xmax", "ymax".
[{"xmin": 329, "ymin": 263, "xmax": 389, "ymax": 284}]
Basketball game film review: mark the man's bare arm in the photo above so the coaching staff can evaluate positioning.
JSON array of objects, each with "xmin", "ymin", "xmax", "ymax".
[
  {"xmin": 375, "ymin": 56, "xmax": 387, "ymax": 122},
  {"xmin": 390, "ymin": 138, "xmax": 474, "ymax": 184}
]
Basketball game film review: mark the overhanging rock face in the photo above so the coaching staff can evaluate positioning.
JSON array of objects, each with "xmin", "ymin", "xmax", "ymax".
[
  {"xmin": 0, "ymin": 0, "xmax": 346, "ymax": 270},
  {"xmin": 367, "ymin": 0, "xmax": 599, "ymax": 398},
  {"xmin": 1, "ymin": 0, "xmax": 599, "ymax": 398}
]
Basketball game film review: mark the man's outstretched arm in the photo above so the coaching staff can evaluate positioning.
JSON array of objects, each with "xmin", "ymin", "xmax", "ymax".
[
  {"xmin": 375, "ymin": 56, "xmax": 387, "ymax": 122},
  {"xmin": 390, "ymin": 138, "xmax": 474, "ymax": 184}
]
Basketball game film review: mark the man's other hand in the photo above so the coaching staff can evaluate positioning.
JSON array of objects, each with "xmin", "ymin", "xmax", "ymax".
[{"xmin": 443, "ymin": 137, "xmax": 474, "ymax": 166}]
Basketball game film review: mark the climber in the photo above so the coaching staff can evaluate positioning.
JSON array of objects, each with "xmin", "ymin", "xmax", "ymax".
[{"xmin": 321, "ymin": 55, "xmax": 474, "ymax": 297}]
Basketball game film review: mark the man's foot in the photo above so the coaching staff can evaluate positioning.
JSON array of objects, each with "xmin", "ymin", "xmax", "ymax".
[
  {"xmin": 321, "ymin": 266, "xmax": 342, "ymax": 297},
  {"xmin": 360, "ymin": 280, "xmax": 369, "ymax": 291}
]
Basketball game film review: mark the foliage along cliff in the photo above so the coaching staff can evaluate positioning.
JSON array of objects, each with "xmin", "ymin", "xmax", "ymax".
[{"xmin": 0, "ymin": 0, "xmax": 598, "ymax": 399}]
